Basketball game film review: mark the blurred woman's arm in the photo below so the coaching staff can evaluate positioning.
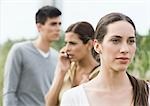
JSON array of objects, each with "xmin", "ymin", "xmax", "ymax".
[{"xmin": 45, "ymin": 48, "xmax": 71, "ymax": 106}]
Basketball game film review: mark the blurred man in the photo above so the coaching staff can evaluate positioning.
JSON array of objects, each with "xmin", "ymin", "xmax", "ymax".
[{"xmin": 3, "ymin": 5, "xmax": 62, "ymax": 106}]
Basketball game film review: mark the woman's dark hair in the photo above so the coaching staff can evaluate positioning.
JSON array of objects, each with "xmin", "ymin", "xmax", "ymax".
[
  {"xmin": 65, "ymin": 21, "xmax": 94, "ymax": 44},
  {"xmin": 35, "ymin": 5, "xmax": 61, "ymax": 25},
  {"xmin": 95, "ymin": 12, "xmax": 136, "ymax": 43},
  {"xmin": 95, "ymin": 12, "xmax": 149, "ymax": 106},
  {"xmin": 65, "ymin": 21, "xmax": 99, "ymax": 62},
  {"xmin": 127, "ymin": 73, "xmax": 149, "ymax": 106}
]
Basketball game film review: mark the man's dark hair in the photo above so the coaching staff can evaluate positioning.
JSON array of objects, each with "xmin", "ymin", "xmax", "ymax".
[{"xmin": 35, "ymin": 5, "xmax": 62, "ymax": 24}]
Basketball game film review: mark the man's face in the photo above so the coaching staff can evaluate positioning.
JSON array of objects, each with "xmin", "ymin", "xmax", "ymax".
[{"xmin": 37, "ymin": 17, "xmax": 61, "ymax": 42}]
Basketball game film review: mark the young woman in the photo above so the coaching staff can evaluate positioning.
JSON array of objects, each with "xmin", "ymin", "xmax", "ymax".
[
  {"xmin": 60, "ymin": 13, "xmax": 150, "ymax": 106},
  {"xmin": 45, "ymin": 21, "xmax": 100, "ymax": 106}
]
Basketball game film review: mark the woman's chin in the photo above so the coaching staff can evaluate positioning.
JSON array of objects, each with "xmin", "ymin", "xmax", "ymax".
[
  {"xmin": 113, "ymin": 65, "xmax": 128, "ymax": 72},
  {"xmin": 117, "ymin": 66, "xmax": 128, "ymax": 72},
  {"xmin": 70, "ymin": 58, "xmax": 77, "ymax": 62}
]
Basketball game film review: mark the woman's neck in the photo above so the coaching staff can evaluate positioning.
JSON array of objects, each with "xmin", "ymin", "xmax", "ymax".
[
  {"xmin": 76, "ymin": 55, "xmax": 99, "ymax": 74},
  {"xmin": 94, "ymin": 67, "xmax": 131, "ymax": 91}
]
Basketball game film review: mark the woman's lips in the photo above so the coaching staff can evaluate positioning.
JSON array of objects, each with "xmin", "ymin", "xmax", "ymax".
[
  {"xmin": 116, "ymin": 57, "xmax": 129, "ymax": 64},
  {"xmin": 116, "ymin": 57, "xmax": 129, "ymax": 60}
]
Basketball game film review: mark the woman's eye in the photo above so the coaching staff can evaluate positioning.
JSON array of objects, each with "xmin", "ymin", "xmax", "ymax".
[
  {"xmin": 70, "ymin": 42, "xmax": 76, "ymax": 45},
  {"xmin": 65, "ymin": 42, "xmax": 77, "ymax": 46},
  {"xmin": 111, "ymin": 39, "xmax": 120, "ymax": 44},
  {"xmin": 128, "ymin": 39, "xmax": 135, "ymax": 45}
]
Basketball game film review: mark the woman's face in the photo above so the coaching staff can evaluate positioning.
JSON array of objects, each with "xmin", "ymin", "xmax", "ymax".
[
  {"xmin": 99, "ymin": 21, "xmax": 136, "ymax": 72},
  {"xmin": 65, "ymin": 32, "xmax": 90, "ymax": 62}
]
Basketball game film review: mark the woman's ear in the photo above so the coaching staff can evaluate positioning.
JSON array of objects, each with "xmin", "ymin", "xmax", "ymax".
[
  {"xmin": 93, "ymin": 39, "xmax": 101, "ymax": 54},
  {"xmin": 85, "ymin": 40, "xmax": 93, "ymax": 51}
]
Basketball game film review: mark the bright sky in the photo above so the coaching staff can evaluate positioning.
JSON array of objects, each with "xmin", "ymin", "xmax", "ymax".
[
  {"xmin": 62, "ymin": 0, "xmax": 150, "ymax": 34},
  {"xmin": 0, "ymin": 0, "xmax": 150, "ymax": 44}
]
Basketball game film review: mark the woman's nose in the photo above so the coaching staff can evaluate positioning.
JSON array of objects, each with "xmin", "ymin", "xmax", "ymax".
[
  {"xmin": 65, "ymin": 43, "xmax": 71, "ymax": 52},
  {"xmin": 120, "ymin": 43, "xmax": 129, "ymax": 54}
]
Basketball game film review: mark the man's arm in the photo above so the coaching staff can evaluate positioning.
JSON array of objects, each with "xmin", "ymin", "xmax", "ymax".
[{"xmin": 3, "ymin": 44, "xmax": 23, "ymax": 106}]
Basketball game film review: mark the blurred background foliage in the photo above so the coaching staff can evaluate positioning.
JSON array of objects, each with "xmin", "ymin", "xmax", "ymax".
[
  {"xmin": 0, "ymin": 31, "xmax": 150, "ymax": 105},
  {"xmin": 128, "ymin": 31, "xmax": 150, "ymax": 79}
]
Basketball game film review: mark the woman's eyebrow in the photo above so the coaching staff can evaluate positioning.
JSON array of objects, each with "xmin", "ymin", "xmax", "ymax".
[{"xmin": 111, "ymin": 35, "xmax": 122, "ymax": 38}]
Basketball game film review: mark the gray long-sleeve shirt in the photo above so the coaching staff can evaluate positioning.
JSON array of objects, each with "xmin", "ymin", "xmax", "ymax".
[{"xmin": 3, "ymin": 41, "xmax": 58, "ymax": 106}]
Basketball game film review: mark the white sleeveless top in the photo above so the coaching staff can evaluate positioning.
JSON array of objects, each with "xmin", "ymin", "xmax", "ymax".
[
  {"xmin": 61, "ymin": 84, "xmax": 89, "ymax": 106},
  {"xmin": 61, "ymin": 84, "xmax": 150, "ymax": 106}
]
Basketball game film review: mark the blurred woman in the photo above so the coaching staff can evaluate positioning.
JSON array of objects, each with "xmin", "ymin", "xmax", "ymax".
[
  {"xmin": 45, "ymin": 21, "xmax": 100, "ymax": 106},
  {"xmin": 61, "ymin": 13, "xmax": 150, "ymax": 106}
]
